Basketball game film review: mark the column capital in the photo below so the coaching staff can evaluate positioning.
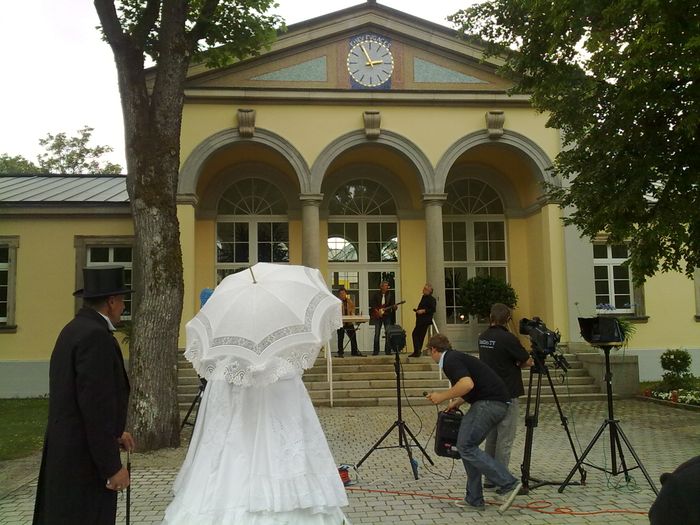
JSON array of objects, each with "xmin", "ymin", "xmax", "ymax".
[
  {"xmin": 177, "ymin": 193, "xmax": 199, "ymax": 206},
  {"xmin": 299, "ymin": 193, "xmax": 324, "ymax": 206},
  {"xmin": 422, "ymin": 193, "xmax": 448, "ymax": 205}
]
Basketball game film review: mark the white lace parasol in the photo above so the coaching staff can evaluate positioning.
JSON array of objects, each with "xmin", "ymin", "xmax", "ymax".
[{"xmin": 184, "ymin": 263, "xmax": 342, "ymax": 386}]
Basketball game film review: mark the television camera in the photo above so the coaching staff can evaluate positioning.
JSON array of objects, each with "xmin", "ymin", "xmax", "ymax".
[{"xmin": 519, "ymin": 317, "xmax": 569, "ymax": 371}]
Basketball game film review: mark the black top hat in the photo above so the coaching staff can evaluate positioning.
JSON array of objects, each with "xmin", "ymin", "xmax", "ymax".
[{"xmin": 73, "ymin": 266, "xmax": 133, "ymax": 298}]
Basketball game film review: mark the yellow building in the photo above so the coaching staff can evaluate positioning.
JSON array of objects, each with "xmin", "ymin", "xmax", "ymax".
[{"xmin": 1, "ymin": 2, "xmax": 699, "ymax": 396}]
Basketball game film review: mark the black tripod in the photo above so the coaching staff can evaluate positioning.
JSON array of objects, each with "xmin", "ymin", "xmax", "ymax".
[
  {"xmin": 558, "ymin": 344, "xmax": 658, "ymax": 494},
  {"xmin": 521, "ymin": 348, "xmax": 585, "ymax": 493},
  {"xmin": 356, "ymin": 330, "xmax": 434, "ymax": 479},
  {"xmin": 180, "ymin": 377, "xmax": 207, "ymax": 430}
]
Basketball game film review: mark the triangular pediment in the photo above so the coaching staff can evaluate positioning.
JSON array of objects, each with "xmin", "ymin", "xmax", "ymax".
[{"xmin": 183, "ymin": 2, "xmax": 513, "ymax": 94}]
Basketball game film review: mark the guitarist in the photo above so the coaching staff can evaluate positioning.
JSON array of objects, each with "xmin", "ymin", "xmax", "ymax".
[{"xmin": 369, "ymin": 281, "xmax": 396, "ymax": 355}]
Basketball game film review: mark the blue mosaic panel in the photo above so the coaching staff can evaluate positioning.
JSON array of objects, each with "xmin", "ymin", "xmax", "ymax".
[
  {"xmin": 413, "ymin": 58, "xmax": 486, "ymax": 84},
  {"xmin": 252, "ymin": 56, "xmax": 327, "ymax": 82}
]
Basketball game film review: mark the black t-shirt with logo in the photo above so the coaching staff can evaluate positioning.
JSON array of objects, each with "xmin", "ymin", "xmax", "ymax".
[
  {"xmin": 441, "ymin": 349, "xmax": 509, "ymax": 405},
  {"xmin": 478, "ymin": 325, "xmax": 531, "ymax": 398}
]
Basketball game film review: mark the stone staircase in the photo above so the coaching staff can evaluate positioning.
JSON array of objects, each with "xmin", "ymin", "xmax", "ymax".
[{"xmin": 177, "ymin": 350, "xmax": 608, "ymax": 410}]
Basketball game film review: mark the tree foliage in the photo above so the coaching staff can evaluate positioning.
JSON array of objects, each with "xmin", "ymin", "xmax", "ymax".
[
  {"xmin": 94, "ymin": 0, "xmax": 281, "ymax": 451},
  {"xmin": 1, "ymin": 126, "xmax": 120, "ymax": 174},
  {"xmin": 37, "ymin": 126, "xmax": 122, "ymax": 174},
  {"xmin": 451, "ymin": 0, "xmax": 700, "ymax": 281},
  {"xmin": 0, "ymin": 154, "xmax": 41, "ymax": 174},
  {"xmin": 460, "ymin": 275, "xmax": 517, "ymax": 319}
]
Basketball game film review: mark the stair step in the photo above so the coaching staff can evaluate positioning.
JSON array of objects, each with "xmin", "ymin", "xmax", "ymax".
[{"xmin": 177, "ymin": 349, "xmax": 599, "ymax": 408}]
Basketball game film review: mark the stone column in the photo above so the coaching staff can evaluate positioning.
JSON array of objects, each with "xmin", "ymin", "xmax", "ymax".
[
  {"xmin": 300, "ymin": 193, "xmax": 323, "ymax": 269},
  {"xmin": 423, "ymin": 193, "xmax": 448, "ymax": 330}
]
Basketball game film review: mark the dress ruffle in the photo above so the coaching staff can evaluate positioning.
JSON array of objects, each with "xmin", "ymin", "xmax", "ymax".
[{"xmin": 163, "ymin": 373, "xmax": 349, "ymax": 524}]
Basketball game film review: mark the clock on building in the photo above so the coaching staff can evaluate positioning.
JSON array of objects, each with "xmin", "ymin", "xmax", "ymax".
[{"xmin": 347, "ymin": 35, "xmax": 394, "ymax": 88}]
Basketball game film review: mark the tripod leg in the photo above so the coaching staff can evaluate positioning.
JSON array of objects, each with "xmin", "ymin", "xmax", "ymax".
[
  {"xmin": 521, "ymin": 363, "xmax": 543, "ymax": 492},
  {"xmin": 544, "ymin": 368, "xmax": 586, "ymax": 484},
  {"xmin": 402, "ymin": 421, "xmax": 435, "ymax": 466},
  {"xmin": 609, "ymin": 422, "xmax": 631, "ymax": 478},
  {"xmin": 356, "ymin": 420, "xmax": 400, "ymax": 468},
  {"xmin": 180, "ymin": 389, "xmax": 202, "ymax": 430},
  {"xmin": 615, "ymin": 423, "xmax": 659, "ymax": 495},
  {"xmin": 558, "ymin": 420, "xmax": 609, "ymax": 493},
  {"xmin": 397, "ymin": 422, "xmax": 419, "ymax": 480}
]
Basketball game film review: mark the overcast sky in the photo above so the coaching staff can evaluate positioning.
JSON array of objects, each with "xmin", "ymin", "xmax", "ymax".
[{"xmin": 0, "ymin": 1, "xmax": 476, "ymax": 167}]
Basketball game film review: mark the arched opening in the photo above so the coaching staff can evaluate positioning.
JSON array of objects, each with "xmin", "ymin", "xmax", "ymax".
[
  {"xmin": 442, "ymin": 177, "xmax": 508, "ymax": 326},
  {"xmin": 215, "ymin": 178, "xmax": 289, "ymax": 282}
]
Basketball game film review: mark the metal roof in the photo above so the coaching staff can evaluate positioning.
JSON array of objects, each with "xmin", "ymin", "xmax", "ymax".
[{"xmin": 0, "ymin": 175, "xmax": 128, "ymax": 204}]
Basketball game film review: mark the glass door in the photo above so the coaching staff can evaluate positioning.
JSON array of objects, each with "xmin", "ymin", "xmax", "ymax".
[{"xmin": 329, "ymin": 269, "xmax": 400, "ymax": 353}]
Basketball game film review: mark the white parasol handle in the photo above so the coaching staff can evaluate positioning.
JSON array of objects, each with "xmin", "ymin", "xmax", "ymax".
[{"xmin": 248, "ymin": 266, "xmax": 257, "ymax": 283}]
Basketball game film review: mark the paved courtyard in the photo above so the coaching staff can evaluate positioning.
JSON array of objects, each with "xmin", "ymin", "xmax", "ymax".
[{"xmin": 1, "ymin": 398, "xmax": 699, "ymax": 524}]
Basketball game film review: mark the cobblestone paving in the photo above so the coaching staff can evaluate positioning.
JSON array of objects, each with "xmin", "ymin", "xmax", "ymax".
[{"xmin": 1, "ymin": 399, "xmax": 699, "ymax": 524}]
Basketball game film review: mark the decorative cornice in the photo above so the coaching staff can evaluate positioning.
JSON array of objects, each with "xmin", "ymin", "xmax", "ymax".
[{"xmin": 184, "ymin": 88, "xmax": 531, "ymax": 106}]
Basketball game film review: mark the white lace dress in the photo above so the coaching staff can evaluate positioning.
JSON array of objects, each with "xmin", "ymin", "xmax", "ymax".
[{"xmin": 162, "ymin": 361, "xmax": 349, "ymax": 525}]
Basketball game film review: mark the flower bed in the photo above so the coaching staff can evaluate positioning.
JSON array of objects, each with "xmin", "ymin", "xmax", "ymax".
[{"xmin": 649, "ymin": 389, "xmax": 700, "ymax": 406}]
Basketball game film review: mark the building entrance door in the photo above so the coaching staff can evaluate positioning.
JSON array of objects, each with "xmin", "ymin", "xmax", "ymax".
[{"xmin": 329, "ymin": 268, "xmax": 399, "ymax": 354}]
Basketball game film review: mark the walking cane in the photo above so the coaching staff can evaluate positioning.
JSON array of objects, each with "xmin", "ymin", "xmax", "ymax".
[{"xmin": 126, "ymin": 450, "xmax": 131, "ymax": 525}]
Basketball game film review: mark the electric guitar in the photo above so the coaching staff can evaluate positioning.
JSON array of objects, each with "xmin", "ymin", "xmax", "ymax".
[{"xmin": 370, "ymin": 300, "xmax": 406, "ymax": 320}]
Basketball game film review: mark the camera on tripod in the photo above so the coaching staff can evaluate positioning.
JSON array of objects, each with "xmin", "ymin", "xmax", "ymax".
[{"xmin": 519, "ymin": 317, "xmax": 569, "ymax": 371}]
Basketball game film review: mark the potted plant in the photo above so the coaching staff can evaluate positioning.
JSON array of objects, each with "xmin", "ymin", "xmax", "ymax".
[{"xmin": 459, "ymin": 275, "xmax": 517, "ymax": 320}]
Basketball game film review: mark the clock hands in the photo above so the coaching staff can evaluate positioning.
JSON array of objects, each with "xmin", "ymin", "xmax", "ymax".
[
  {"xmin": 359, "ymin": 45, "xmax": 375, "ymax": 68},
  {"xmin": 348, "ymin": 38, "xmax": 393, "ymax": 87}
]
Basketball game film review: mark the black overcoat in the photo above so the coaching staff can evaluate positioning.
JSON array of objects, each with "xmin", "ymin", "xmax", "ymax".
[{"xmin": 33, "ymin": 307, "xmax": 130, "ymax": 525}]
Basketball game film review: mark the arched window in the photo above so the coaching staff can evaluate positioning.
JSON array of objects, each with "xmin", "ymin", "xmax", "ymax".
[
  {"xmin": 327, "ymin": 179, "xmax": 399, "ymax": 317},
  {"xmin": 327, "ymin": 180, "xmax": 397, "ymax": 263},
  {"xmin": 216, "ymin": 178, "xmax": 288, "ymax": 282},
  {"xmin": 443, "ymin": 178, "xmax": 507, "ymax": 324}
]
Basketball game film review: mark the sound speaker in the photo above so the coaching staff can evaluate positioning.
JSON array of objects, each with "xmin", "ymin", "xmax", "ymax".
[{"xmin": 434, "ymin": 410, "xmax": 463, "ymax": 459}]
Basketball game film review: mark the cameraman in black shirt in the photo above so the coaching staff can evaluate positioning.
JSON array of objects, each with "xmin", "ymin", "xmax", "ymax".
[
  {"xmin": 425, "ymin": 334, "xmax": 523, "ymax": 513},
  {"xmin": 478, "ymin": 303, "xmax": 533, "ymax": 479}
]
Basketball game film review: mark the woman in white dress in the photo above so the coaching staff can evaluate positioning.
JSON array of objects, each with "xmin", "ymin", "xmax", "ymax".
[
  {"xmin": 163, "ymin": 359, "xmax": 349, "ymax": 524},
  {"xmin": 163, "ymin": 264, "xmax": 350, "ymax": 524}
]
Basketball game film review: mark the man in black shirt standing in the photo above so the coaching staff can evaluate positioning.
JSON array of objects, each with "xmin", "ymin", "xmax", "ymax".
[
  {"xmin": 425, "ymin": 334, "xmax": 523, "ymax": 514},
  {"xmin": 478, "ymin": 303, "xmax": 533, "ymax": 476},
  {"xmin": 369, "ymin": 281, "xmax": 395, "ymax": 355},
  {"xmin": 410, "ymin": 283, "xmax": 436, "ymax": 357}
]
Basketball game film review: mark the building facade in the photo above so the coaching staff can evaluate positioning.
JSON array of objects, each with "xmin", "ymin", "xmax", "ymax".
[{"xmin": 2, "ymin": 2, "xmax": 699, "ymax": 395}]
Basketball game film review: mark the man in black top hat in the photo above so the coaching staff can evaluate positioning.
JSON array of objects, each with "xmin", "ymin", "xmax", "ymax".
[{"xmin": 33, "ymin": 266, "xmax": 135, "ymax": 525}]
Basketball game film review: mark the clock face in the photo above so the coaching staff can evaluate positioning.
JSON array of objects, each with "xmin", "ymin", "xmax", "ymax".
[{"xmin": 347, "ymin": 37, "xmax": 394, "ymax": 88}]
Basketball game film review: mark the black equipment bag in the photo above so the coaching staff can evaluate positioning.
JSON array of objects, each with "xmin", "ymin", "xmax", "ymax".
[{"xmin": 434, "ymin": 410, "xmax": 463, "ymax": 459}]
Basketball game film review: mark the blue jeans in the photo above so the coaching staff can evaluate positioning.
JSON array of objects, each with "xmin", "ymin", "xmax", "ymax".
[
  {"xmin": 485, "ymin": 397, "xmax": 520, "ymax": 470},
  {"xmin": 457, "ymin": 400, "xmax": 518, "ymax": 507}
]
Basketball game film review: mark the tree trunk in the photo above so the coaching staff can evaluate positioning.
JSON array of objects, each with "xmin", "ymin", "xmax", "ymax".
[
  {"xmin": 94, "ymin": 0, "xmax": 216, "ymax": 450},
  {"xmin": 97, "ymin": 6, "xmax": 190, "ymax": 450}
]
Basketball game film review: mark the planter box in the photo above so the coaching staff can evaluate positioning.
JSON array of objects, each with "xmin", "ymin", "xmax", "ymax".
[{"xmin": 577, "ymin": 351, "xmax": 640, "ymax": 397}]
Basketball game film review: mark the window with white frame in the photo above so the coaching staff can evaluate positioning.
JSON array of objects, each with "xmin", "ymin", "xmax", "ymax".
[
  {"xmin": 327, "ymin": 179, "xmax": 398, "ymax": 264},
  {"xmin": 216, "ymin": 178, "xmax": 289, "ymax": 283},
  {"xmin": 0, "ymin": 238, "xmax": 19, "ymax": 328},
  {"xmin": 443, "ymin": 179, "xmax": 507, "ymax": 324},
  {"xmin": 593, "ymin": 243, "xmax": 634, "ymax": 314},
  {"xmin": 87, "ymin": 246, "xmax": 133, "ymax": 319}
]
